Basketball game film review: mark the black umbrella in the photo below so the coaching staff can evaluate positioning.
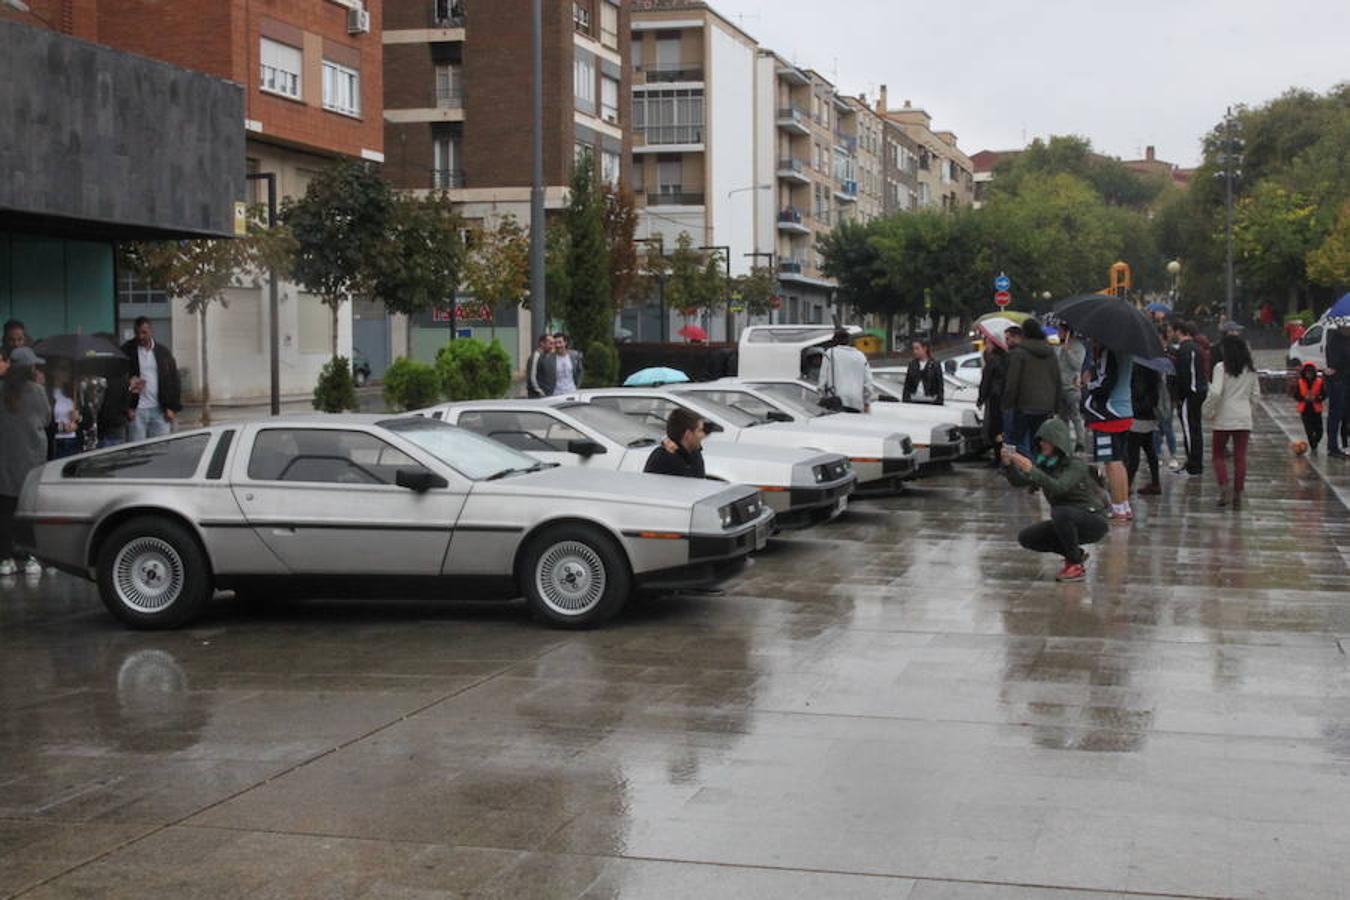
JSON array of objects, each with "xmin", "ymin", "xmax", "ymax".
[
  {"xmin": 33, "ymin": 333, "xmax": 128, "ymax": 370},
  {"xmin": 1052, "ymin": 294, "xmax": 1164, "ymax": 360}
]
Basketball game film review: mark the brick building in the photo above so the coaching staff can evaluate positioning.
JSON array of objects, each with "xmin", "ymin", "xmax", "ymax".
[
  {"xmin": 383, "ymin": 0, "xmax": 630, "ymax": 367},
  {"xmin": 876, "ymin": 88, "xmax": 974, "ymax": 211}
]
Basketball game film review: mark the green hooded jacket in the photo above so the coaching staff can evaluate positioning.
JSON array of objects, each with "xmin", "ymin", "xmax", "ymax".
[{"xmin": 1006, "ymin": 418, "xmax": 1106, "ymax": 515}]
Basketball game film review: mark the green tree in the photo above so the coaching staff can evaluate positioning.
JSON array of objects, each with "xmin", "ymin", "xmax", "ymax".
[
  {"xmin": 664, "ymin": 232, "xmax": 720, "ymax": 320},
  {"xmin": 1308, "ymin": 201, "xmax": 1350, "ymax": 289},
  {"xmin": 731, "ymin": 266, "xmax": 779, "ymax": 318},
  {"xmin": 1234, "ymin": 181, "xmax": 1320, "ymax": 310},
  {"xmin": 283, "ymin": 161, "xmax": 396, "ymax": 356},
  {"xmin": 382, "ymin": 357, "xmax": 442, "ymax": 411},
  {"xmin": 121, "ymin": 208, "xmax": 295, "ymax": 425},
  {"xmin": 463, "ymin": 215, "xmax": 530, "ymax": 339},
  {"xmin": 313, "ymin": 355, "xmax": 359, "ymax": 412},
  {"xmin": 561, "ymin": 163, "xmax": 612, "ymax": 353},
  {"xmin": 602, "ymin": 187, "xmax": 640, "ymax": 310},
  {"xmin": 372, "ymin": 192, "xmax": 466, "ymax": 318}
]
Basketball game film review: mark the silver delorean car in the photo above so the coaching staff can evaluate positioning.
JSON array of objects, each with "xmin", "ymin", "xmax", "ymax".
[{"xmin": 15, "ymin": 416, "xmax": 774, "ymax": 630}]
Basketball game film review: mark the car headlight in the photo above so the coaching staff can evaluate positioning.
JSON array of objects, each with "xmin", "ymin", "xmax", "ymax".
[{"xmin": 719, "ymin": 505, "xmax": 733, "ymax": 528}]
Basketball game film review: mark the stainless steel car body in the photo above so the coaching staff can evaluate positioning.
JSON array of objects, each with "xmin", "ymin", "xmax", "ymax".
[
  {"xmin": 564, "ymin": 387, "xmax": 915, "ymax": 491},
  {"xmin": 425, "ymin": 399, "xmax": 857, "ymax": 528},
  {"xmin": 718, "ymin": 377, "xmax": 972, "ymax": 469},
  {"xmin": 872, "ymin": 368, "xmax": 981, "ymax": 408},
  {"xmin": 16, "ymin": 417, "xmax": 774, "ymax": 614}
]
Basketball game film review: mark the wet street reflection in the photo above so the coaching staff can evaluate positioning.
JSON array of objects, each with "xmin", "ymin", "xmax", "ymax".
[{"xmin": 3, "ymin": 406, "xmax": 1350, "ymax": 898}]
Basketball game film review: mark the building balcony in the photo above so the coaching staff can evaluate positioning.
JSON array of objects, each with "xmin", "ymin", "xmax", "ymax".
[
  {"xmin": 633, "ymin": 125, "xmax": 704, "ymax": 152},
  {"xmin": 635, "ymin": 62, "xmax": 704, "ymax": 85},
  {"xmin": 431, "ymin": 168, "xmax": 466, "ymax": 190},
  {"xmin": 834, "ymin": 180, "xmax": 858, "ymax": 202},
  {"xmin": 776, "ymin": 106, "xmax": 810, "ymax": 135},
  {"xmin": 776, "ymin": 62, "xmax": 810, "ymax": 86},
  {"xmin": 435, "ymin": 86, "xmax": 464, "ymax": 109},
  {"xmin": 777, "ymin": 257, "xmax": 806, "ymax": 275},
  {"xmin": 646, "ymin": 191, "xmax": 704, "ymax": 207},
  {"xmin": 777, "ymin": 208, "xmax": 810, "ymax": 234},
  {"xmin": 834, "ymin": 131, "xmax": 857, "ymax": 153},
  {"xmin": 775, "ymin": 158, "xmax": 810, "ymax": 184},
  {"xmin": 431, "ymin": 0, "xmax": 465, "ymax": 28}
]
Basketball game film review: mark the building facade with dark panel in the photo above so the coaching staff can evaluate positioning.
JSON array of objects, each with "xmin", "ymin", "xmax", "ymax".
[
  {"xmin": 382, "ymin": 0, "xmax": 630, "ymax": 370},
  {"xmin": 0, "ymin": 17, "xmax": 244, "ymax": 342}
]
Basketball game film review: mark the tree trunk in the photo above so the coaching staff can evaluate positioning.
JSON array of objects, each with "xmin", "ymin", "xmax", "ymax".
[
  {"xmin": 198, "ymin": 305, "xmax": 211, "ymax": 427},
  {"xmin": 330, "ymin": 301, "xmax": 339, "ymax": 358}
]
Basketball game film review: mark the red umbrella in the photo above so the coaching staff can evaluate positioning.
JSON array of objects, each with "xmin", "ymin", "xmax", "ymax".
[{"xmin": 678, "ymin": 324, "xmax": 708, "ymax": 342}]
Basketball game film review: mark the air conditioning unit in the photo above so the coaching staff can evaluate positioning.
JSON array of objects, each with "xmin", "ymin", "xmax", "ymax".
[{"xmin": 347, "ymin": 7, "xmax": 370, "ymax": 34}]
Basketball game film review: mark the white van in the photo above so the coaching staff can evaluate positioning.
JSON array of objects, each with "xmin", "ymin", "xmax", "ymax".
[{"xmin": 1288, "ymin": 320, "xmax": 1329, "ymax": 370}]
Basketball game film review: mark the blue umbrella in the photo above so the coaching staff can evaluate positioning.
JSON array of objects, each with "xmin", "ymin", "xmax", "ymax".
[
  {"xmin": 623, "ymin": 367, "xmax": 690, "ymax": 387},
  {"xmin": 1136, "ymin": 355, "xmax": 1175, "ymax": 376},
  {"xmin": 1145, "ymin": 302, "xmax": 1172, "ymax": 314},
  {"xmin": 1326, "ymin": 292, "xmax": 1350, "ymax": 327}
]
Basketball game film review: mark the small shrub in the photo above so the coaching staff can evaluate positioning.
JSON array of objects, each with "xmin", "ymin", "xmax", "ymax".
[
  {"xmin": 583, "ymin": 339, "xmax": 618, "ymax": 387},
  {"xmin": 313, "ymin": 355, "xmax": 359, "ymax": 412},
  {"xmin": 435, "ymin": 338, "xmax": 512, "ymax": 401},
  {"xmin": 382, "ymin": 357, "xmax": 442, "ymax": 411}
]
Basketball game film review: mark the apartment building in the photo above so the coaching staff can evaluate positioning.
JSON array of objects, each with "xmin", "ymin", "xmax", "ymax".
[
  {"xmin": 1, "ymin": 14, "xmax": 242, "ymax": 344},
  {"xmin": 877, "ymin": 88, "xmax": 975, "ymax": 210},
  {"xmin": 383, "ymin": 0, "xmax": 630, "ymax": 366},
  {"xmin": 882, "ymin": 118, "xmax": 922, "ymax": 215},
  {"xmin": 17, "ymin": 0, "xmax": 385, "ymax": 401},
  {"xmin": 846, "ymin": 96, "xmax": 886, "ymax": 225},
  {"xmin": 623, "ymin": 0, "xmax": 758, "ymax": 340}
]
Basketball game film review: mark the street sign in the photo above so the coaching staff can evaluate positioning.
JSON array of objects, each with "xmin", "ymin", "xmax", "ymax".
[
  {"xmin": 994, "ymin": 290, "xmax": 1012, "ymax": 307},
  {"xmin": 994, "ymin": 273, "xmax": 1011, "ymax": 293}
]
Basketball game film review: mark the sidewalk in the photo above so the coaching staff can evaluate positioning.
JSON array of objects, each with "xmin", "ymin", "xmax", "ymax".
[{"xmin": 178, "ymin": 386, "xmax": 388, "ymax": 426}]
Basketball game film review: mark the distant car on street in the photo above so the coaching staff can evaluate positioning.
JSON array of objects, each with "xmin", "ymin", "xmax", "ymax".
[
  {"xmin": 1288, "ymin": 319, "xmax": 1329, "ymax": 370},
  {"xmin": 426, "ymin": 398, "xmax": 856, "ymax": 529},
  {"xmin": 938, "ymin": 351, "xmax": 984, "ymax": 387},
  {"xmin": 15, "ymin": 416, "xmax": 773, "ymax": 630}
]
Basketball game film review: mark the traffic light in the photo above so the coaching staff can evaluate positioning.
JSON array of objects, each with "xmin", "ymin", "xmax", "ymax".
[{"xmin": 1109, "ymin": 261, "xmax": 1132, "ymax": 298}]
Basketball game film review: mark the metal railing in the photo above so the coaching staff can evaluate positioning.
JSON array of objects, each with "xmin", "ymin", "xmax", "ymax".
[
  {"xmin": 837, "ymin": 180, "xmax": 858, "ymax": 197},
  {"xmin": 778, "ymin": 257, "xmax": 807, "ymax": 274},
  {"xmin": 435, "ymin": 85, "xmax": 464, "ymax": 108},
  {"xmin": 637, "ymin": 63, "xmax": 704, "ymax": 83},
  {"xmin": 431, "ymin": 169, "xmax": 466, "ymax": 189},
  {"xmin": 646, "ymin": 191, "xmax": 704, "ymax": 206},
  {"xmin": 777, "ymin": 208, "xmax": 804, "ymax": 224},
  {"xmin": 636, "ymin": 125, "xmax": 704, "ymax": 145},
  {"xmin": 776, "ymin": 106, "xmax": 808, "ymax": 127},
  {"xmin": 776, "ymin": 157, "xmax": 806, "ymax": 175},
  {"xmin": 834, "ymin": 131, "xmax": 857, "ymax": 152}
]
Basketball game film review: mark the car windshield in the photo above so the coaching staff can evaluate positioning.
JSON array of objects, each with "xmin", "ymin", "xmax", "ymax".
[
  {"xmin": 667, "ymin": 391, "xmax": 759, "ymax": 428},
  {"xmin": 753, "ymin": 383, "xmax": 828, "ymax": 419},
  {"xmin": 380, "ymin": 417, "xmax": 548, "ymax": 480},
  {"xmin": 562, "ymin": 403, "xmax": 661, "ymax": 446}
]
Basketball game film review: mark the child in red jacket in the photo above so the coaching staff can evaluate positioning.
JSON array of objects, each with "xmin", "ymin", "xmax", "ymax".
[{"xmin": 1293, "ymin": 363, "xmax": 1326, "ymax": 452}]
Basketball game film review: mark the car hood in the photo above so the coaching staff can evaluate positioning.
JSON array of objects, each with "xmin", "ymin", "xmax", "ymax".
[
  {"xmin": 702, "ymin": 441, "xmax": 841, "ymax": 469},
  {"xmin": 472, "ymin": 462, "xmax": 747, "ymax": 509},
  {"xmin": 738, "ymin": 422, "xmax": 906, "ymax": 456}
]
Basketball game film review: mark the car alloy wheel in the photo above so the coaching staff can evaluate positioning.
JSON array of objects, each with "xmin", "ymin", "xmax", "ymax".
[
  {"xmin": 535, "ymin": 540, "xmax": 607, "ymax": 616},
  {"xmin": 112, "ymin": 537, "xmax": 185, "ymax": 614}
]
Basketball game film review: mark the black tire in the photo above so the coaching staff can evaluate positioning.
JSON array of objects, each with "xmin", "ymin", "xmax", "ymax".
[
  {"xmin": 95, "ymin": 517, "xmax": 212, "ymax": 630},
  {"xmin": 516, "ymin": 524, "xmax": 631, "ymax": 629}
]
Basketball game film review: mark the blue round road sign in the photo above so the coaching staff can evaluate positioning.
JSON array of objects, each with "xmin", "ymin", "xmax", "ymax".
[{"xmin": 994, "ymin": 274, "xmax": 1011, "ymax": 292}]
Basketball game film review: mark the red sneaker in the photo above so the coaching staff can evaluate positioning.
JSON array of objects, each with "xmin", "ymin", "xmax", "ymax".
[{"xmin": 1055, "ymin": 562, "xmax": 1087, "ymax": 582}]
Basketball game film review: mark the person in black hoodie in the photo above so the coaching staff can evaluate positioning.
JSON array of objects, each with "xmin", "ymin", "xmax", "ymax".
[
  {"xmin": 644, "ymin": 407, "xmax": 708, "ymax": 478},
  {"xmin": 978, "ymin": 343, "xmax": 1008, "ymax": 465},
  {"xmin": 1172, "ymin": 320, "xmax": 1208, "ymax": 474},
  {"xmin": 902, "ymin": 338, "xmax": 944, "ymax": 405},
  {"xmin": 1125, "ymin": 364, "xmax": 1162, "ymax": 495},
  {"xmin": 1326, "ymin": 324, "xmax": 1350, "ymax": 458}
]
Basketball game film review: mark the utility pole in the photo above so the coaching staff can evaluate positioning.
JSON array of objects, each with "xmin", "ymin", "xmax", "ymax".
[
  {"xmin": 528, "ymin": 0, "xmax": 546, "ymax": 342},
  {"xmin": 1219, "ymin": 106, "xmax": 1241, "ymax": 323}
]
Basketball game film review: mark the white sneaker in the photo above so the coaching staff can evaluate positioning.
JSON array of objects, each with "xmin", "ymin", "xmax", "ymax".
[
  {"xmin": 22, "ymin": 557, "xmax": 42, "ymax": 577},
  {"xmin": 0, "ymin": 559, "xmax": 16, "ymax": 576},
  {"xmin": 1167, "ymin": 458, "xmax": 1183, "ymax": 471}
]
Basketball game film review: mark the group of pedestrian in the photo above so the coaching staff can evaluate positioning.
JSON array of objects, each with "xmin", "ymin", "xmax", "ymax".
[
  {"xmin": 989, "ymin": 311, "xmax": 1273, "ymax": 583},
  {"xmin": 525, "ymin": 332, "xmax": 585, "ymax": 399},
  {"xmin": 0, "ymin": 317, "xmax": 181, "ymax": 579}
]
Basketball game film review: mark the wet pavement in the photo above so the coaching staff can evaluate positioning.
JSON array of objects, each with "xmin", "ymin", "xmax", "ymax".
[{"xmin": 3, "ymin": 406, "xmax": 1350, "ymax": 899}]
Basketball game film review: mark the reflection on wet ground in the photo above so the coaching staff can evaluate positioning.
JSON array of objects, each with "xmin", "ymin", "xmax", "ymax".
[{"xmin": 3, "ymin": 407, "xmax": 1350, "ymax": 898}]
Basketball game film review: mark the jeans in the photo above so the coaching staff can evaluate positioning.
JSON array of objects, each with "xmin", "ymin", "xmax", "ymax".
[
  {"xmin": 1018, "ymin": 505, "xmax": 1109, "ymax": 564},
  {"xmin": 1154, "ymin": 413, "xmax": 1177, "ymax": 458},
  {"xmin": 128, "ymin": 407, "xmax": 172, "ymax": 442},
  {"xmin": 1327, "ymin": 376, "xmax": 1347, "ymax": 453},
  {"xmin": 1178, "ymin": 394, "xmax": 1205, "ymax": 473},
  {"xmin": 52, "ymin": 438, "xmax": 82, "ymax": 460},
  {"xmin": 1003, "ymin": 410, "xmax": 1048, "ymax": 457},
  {"xmin": 1212, "ymin": 429, "xmax": 1250, "ymax": 492}
]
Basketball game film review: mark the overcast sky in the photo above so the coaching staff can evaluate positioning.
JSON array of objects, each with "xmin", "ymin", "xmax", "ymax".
[{"xmin": 709, "ymin": 0, "xmax": 1346, "ymax": 167}]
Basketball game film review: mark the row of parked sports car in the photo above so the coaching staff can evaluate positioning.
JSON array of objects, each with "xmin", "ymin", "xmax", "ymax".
[{"xmin": 15, "ymin": 327, "xmax": 983, "ymax": 631}]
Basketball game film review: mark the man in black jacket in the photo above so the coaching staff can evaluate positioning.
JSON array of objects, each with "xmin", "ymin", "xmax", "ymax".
[
  {"xmin": 1326, "ymin": 324, "xmax": 1350, "ymax": 458},
  {"xmin": 122, "ymin": 317, "xmax": 182, "ymax": 441},
  {"xmin": 644, "ymin": 407, "xmax": 708, "ymax": 478},
  {"xmin": 1172, "ymin": 320, "xmax": 1208, "ymax": 475}
]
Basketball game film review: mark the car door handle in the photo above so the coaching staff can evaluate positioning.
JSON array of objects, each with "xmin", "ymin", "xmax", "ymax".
[{"xmin": 269, "ymin": 527, "xmax": 296, "ymax": 536}]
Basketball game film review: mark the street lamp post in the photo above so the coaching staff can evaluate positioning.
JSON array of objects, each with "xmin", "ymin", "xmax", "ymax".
[
  {"xmin": 1217, "ymin": 107, "xmax": 1241, "ymax": 323},
  {"xmin": 722, "ymin": 184, "xmax": 771, "ymax": 340},
  {"xmin": 1167, "ymin": 259, "xmax": 1182, "ymax": 306},
  {"xmin": 244, "ymin": 172, "xmax": 280, "ymax": 416},
  {"xmin": 528, "ymin": 0, "xmax": 546, "ymax": 342}
]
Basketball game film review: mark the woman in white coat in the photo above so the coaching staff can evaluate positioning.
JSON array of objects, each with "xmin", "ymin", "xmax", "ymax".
[{"xmin": 1202, "ymin": 334, "xmax": 1261, "ymax": 509}]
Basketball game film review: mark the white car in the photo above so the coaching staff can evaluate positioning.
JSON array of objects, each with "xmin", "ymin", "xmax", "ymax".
[
  {"xmin": 940, "ymin": 351, "xmax": 985, "ymax": 387},
  {"xmin": 427, "ymin": 399, "xmax": 856, "ymax": 529},
  {"xmin": 567, "ymin": 387, "xmax": 917, "ymax": 492},
  {"xmin": 1288, "ymin": 320, "xmax": 1329, "ymax": 370},
  {"xmin": 872, "ymin": 367, "xmax": 980, "ymax": 407},
  {"xmin": 725, "ymin": 378, "xmax": 968, "ymax": 467}
]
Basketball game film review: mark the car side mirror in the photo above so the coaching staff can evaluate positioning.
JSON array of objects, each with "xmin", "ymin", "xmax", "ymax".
[
  {"xmin": 943, "ymin": 359, "xmax": 957, "ymax": 374},
  {"xmin": 704, "ymin": 420, "xmax": 724, "ymax": 433},
  {"xmin": 396, "ymin": 468, "xmax": 448, "ymax": 493},
  {"xmin": 766, "ymin": 410, "xmax": 793, "ymax": 423},
  {"xmin": 567, "ymin": 438, "xmax": 607, "ymax": 458}
]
